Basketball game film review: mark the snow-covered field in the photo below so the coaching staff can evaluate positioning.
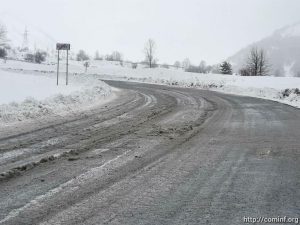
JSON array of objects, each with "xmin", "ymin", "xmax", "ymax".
[
  {"xmin": 0, "ymin": 58, "xmax": 299, "ymax": 127},
  {"xmin": 0, "ymin": 62, "xmax": 111, "ymax": 125},
  {"xmin": 0, "ymin": 70, "xmax": 82, "ymax": 104}
]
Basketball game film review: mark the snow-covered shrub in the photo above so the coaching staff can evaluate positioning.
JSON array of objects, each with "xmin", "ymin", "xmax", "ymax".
[
  {"xmin": 132, "ymin": 63, "xmax": 138, "ymax": 69},
  {"xmin": 34, "ymin": 51, "xmax": 47, "ymax": 64}
]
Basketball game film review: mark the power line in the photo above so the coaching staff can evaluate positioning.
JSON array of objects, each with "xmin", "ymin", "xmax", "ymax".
[{"xmin": 22, "ymin": 27, "xmax": 29, "ymax": 50}]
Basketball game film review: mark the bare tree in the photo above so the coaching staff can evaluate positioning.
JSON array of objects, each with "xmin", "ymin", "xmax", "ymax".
[
  {"xmin": 198, "ymin": 60, "xmax": 207, "ymax": 73},
  {"xmin": 105, "ymin": 51, "xmax": 123, "ymax": 62},
  {"xmin": 258, "ymin": 49, "xmax": 269, "ymax": 76},
  {"xmin": 143, "ymin": 39, "xmax": 156, "ymax": 68},
  {"xmin": 76, "ymin": 50, "xmax": 89, "ymax": 61},
  {"xmin": 174, "ymin": 61, "xmax": 181, "ymax": 69},
  {"xmin": 246, "ymin": 47, "xmax": 269, "ymax": 76},
  {"xmin": 247, "ymin": 47, "xmax": 260, "ymax": 76},
  {"xmin": 84, "ymin": 61, "xmax": 90, "ymax": 72},
  {"xmin": 0, "ymin": 26, "xmax": 9, "ymax": 60},
  {"xmin": 239, "ymin": 68, "xmax": 250, "ymax": 76},
  {"xmin": 94, "ymin": 50, "xmax": 102, "ymax": 60},
  {"xmin": 182, "ymin": 58, "xmax": 191, "ymax": 70},
  {"xmin": 0, "ymin": 23, "xmax": 8, "ymax": 47},
  {"xmin": 112, "ymin": 51, "xmax": 123, "ymax": 61}
]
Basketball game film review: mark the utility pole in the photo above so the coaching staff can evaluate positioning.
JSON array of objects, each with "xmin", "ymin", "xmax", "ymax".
[
  {"xmin": 66, "ymin": 49, "xmax": 69, "ymax": 85},
  {"xmin": 22, "ymin": 27, "xmax": 29, "ymax": 50},
  {"xmin": 57, "ymin": 50, "xmax": 60, "ymax": 86}
]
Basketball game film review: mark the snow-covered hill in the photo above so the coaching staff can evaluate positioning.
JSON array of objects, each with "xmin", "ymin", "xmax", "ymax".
[
  {"xmin": 0, "ymin": 13, "xmax": 57, "ymax": 52},
  {"xmin": 228, "ymin": 22, "xmax": 300, "ymax": 77}
]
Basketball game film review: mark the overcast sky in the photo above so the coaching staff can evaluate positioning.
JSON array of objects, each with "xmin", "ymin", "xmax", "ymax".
[{"xmin": 1, "ymin": 0, "xmax": 300, "ymax": 64}]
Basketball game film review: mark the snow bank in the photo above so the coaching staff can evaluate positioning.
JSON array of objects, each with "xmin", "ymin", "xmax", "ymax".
[
  {"xmin": 0, "ymin": 68, "xmax": 111, "ymax": 124},
  {"xmin": 122, "ymin": 72, "xmax": 300, "ymax": 108}
]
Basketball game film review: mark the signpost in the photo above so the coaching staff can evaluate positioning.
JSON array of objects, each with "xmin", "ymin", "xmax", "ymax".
[{"xmin": 56, "ymin": 43, "xmax": 71, "ymax": 85}]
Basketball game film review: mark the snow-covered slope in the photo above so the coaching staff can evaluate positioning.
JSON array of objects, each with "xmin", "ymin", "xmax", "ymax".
[
  {"xmin": 0, "ymin": 14, "xmax": 56, "ymax": 52},
  {"xmin": 228, "ymin": 22, "xmax": 300, "ymax": 77},
  {"xmin": 279, "ymin": 23, "xmax": 300, "ymax": 38}
]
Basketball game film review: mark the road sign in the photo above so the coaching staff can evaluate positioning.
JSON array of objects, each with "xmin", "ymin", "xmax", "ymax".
[
  {"xmin": 56, "ymin": 43, "xmax": 70, "ymax": 85},
  {"xmin": 56, "ymin": 43, "xmax": 70, "ymax": 50}
]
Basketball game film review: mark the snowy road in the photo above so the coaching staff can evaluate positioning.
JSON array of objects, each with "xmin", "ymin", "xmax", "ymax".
[{"xmin": 0, "ymin": 80, "xmax": 299, "ymax": 225}]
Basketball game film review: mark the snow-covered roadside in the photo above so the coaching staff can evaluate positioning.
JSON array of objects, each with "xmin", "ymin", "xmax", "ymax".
[
  {"xmin": 1, "ymin": 59, "xmax": 300, "ymax": 110},
  {"xmin": 117, "ymin": 73, "xmax": 300, "ymax": 109},
  {"xmin": 80, "ymin": 60, "xmax": 300, "ymax": 109},
  {"xmin": 0, "ymin": 69, "xmax": 112, "ymax": 125}
]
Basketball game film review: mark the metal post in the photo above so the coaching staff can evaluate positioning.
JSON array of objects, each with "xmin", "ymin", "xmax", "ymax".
[
  {"xmin": 57, "ymin": 50, "xmax": 60, "ymax": 86},
  {"xmin": 66, "ymin": 49, "xmax": 69, "ymax": 85}
]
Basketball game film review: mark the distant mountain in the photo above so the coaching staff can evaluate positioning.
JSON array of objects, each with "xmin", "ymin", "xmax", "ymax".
[{"xmin": 228, "ymin": 22, "xmax": 300, "ymax": 77}]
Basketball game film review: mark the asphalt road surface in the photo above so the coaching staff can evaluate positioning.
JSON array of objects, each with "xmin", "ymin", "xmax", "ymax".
[{"xmin": 0, "ymin": 80, "xmax": 299, "ymax": 225}]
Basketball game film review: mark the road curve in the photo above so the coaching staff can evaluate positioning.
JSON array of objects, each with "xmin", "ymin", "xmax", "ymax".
[{"xmin": 0, "ymin": 80, "xmax": 299, "ymax": 225}]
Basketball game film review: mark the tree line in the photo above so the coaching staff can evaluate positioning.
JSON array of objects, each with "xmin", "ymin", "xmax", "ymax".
[{"xmin": 140, "ymin": 39, "xmax": 269, "ymax": 76}]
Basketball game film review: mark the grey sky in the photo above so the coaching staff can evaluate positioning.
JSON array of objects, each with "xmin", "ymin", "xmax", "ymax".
[{"xmin": 1, "ymin": 0, "xmax": 300, "ymax": 64}]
